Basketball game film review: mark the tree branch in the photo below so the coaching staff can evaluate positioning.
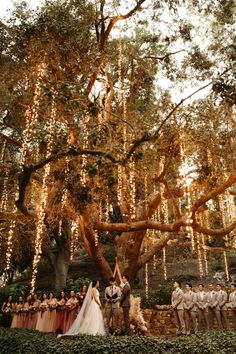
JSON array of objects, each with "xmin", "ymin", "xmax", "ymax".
[
  {"xmin": 121, "ymin": 80, "xmax": 213, "ymax": 163},
  {"xmin": 94, "ymin": 217, "xmax": 185, "ymax": 232}
]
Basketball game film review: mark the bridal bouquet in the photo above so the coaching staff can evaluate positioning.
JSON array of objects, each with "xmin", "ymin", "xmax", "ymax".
[
  {"xmin": 39, "ymin": 303, "xmax": 48, "ymax": 312},
  {"xmin": 3, "ymin": 307, "xmax": 12, "ymax": 314},
  {"xmin": 48, "ymin": 303, "xmax": 57, "ymax": 311}
]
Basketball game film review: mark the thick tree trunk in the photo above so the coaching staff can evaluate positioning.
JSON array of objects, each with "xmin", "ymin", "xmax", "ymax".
[{"xmin": 53, "ymin": 249, "xmax": 70, "ymax": 290}]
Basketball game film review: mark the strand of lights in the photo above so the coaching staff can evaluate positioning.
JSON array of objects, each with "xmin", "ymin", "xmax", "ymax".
[
  {"xmin": 0, "ymin": 140, "xmax": 6, "ymax": 162},
  {"xmin": 80, "ymin": 113, "xmax": 89, "ymax": 186},
  {"xmin": 0, "ymin": 174, "xmax": 9, "ymax": 211},
  {"xmin": 196, "ymin": 232, "xmax": 204, "ymax": 278},
  {"xmin": 223, "ymin": 251, "xmax": 229, "ymax": 281},
  {"xmin": 30, "ymin": 96, "xmax": 57, "ymax": 294},
  {"xmin": 94, "ymin": 230, "xmax": 99, "ymax": 247},
  {"xmin": 61, "ymin": 157, "xmax": 70, "ymax": 210},
  {"xmin": 201, "ymin": 233, "xmax": 209, "ymax": 275},
  {"xmin": 185, "ymin": 183, "xmax": 195, "ymax": 251},
  {"xmin": 163, "ymin": 198, "xmax": 168, "ymax": 280},
  {"xmin": 129, "ymin": 160, "xmax": 136, "ymax": 220},
  {"xmin": 70, "ymin": 221, "xmax": 79, "ymax": 261},
  {"xmin": 117, "ymin": 39, "xmax": 123, "ymax": 105},
  {"xmin": 163, "ymin": 247, "xmax": 167, "ymax": 280},
  {"xmin": 20, "ymin": 63, "xmax": 46, "ymax": 167},
  {"xmin": 144, "ymin": 241, "xmax": 149, "ymax": 299},
  {"xmin": 117, "ymin": 165, "xmax": 123, "ymax": 206},
  {"xmin": 2, "ymin": 188, "xmax": 18, "ymax": 287}
]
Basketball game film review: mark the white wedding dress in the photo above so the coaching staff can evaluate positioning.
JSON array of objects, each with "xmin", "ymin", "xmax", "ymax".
[{"xmin": 59, "ymin": 283, "xmax": 106, "ymax": 337}]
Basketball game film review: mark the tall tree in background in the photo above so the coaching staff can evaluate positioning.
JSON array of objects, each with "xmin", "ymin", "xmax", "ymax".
[{"xmin": 0, "ymin": 0, "xmax": 235, "ymax": 288}]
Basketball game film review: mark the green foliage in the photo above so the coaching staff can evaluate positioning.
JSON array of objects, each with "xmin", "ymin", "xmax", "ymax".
[
  {"xmin": 65, "ymin": 277, "xmax": 91, "ymax": 294},
  {"xmin": 0, "ymin": 284, "xmax": 29, "ymax": 304},
  {"xmin": 0, "ymin": 328, "xmax": 235, "ymax": 354},
  {"xmin": 133, "ymin": 284, "xmax": 172, "ymax": 309}
]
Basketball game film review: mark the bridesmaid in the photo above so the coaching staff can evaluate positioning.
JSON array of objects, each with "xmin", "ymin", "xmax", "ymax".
[
  {"xmin": 11, "ymin": 296, "xmax": 25, "ymax": 328},
  {"xmin": 55, "ymin": 291, "xmax": 67, "ymax": 334},
  {"xmin": 43, "ymin": 292, "xmax": 57, "ymax": 332},
  {"xmin": 64, "ymin": 290, "xmax": 78, "ymax": 332},
  {"xmin": 23, "ymin": 295, "xmax": 32, "ymax": 329},
  {"xmin": 77, "ymin": 285, "xmax": 87, "ymax": 309},
  {"xmin": 28, "ymin": 293, "xmax": 41, "ymax": 329},
  {"xmin": 36, "ymin": 292, "xmax": 48, "ymax": 332},
  {"xmin": 1, "ymin": 295, "xmax": 13, "ymax": 327}
]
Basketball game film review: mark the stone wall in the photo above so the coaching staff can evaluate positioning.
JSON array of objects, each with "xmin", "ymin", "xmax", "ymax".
[{"xmin": 142, "ymin": 306, "xmax": 236, "ymax": 335}]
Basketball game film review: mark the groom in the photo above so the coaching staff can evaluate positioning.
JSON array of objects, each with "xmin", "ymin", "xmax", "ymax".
[
  {"xmin": 105, "ymin": 277, "xmax": 121, "ymax": 334},
  {"xmin": 120, "ymin": 274, "xmax": 131, "ymax": 335}
]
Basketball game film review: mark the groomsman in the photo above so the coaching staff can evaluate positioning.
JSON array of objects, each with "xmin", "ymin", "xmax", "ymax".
[
  {"xmin": 196, "ymin": 284, "xmax": 209, "ymax": 330},
  {"xmin": 228, "ymin": 284, "xmax": 236, "ymax": 327},
  {"xmin": 207, "ymin": 283, "xmax": 222, "ymax": 329},
  {"xmin": 216, "ymin": 284, "xmax": 228, "ymax": 329},
  {"xmin": 171, "ymin": 281, "xmax": 186, "ymax": 335},
  {"xmin": 183, "ymin": 283, "xmax": 198, "ymax": 334},
  {"xmin": 105, "ymin": 277, "xmax": 121, "ymax": 334},
  {"xmin": 120, "ymin": 275, "xmax": 131, "ymax": 335}
]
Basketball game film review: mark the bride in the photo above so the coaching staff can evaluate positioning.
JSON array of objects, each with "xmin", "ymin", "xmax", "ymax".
[{"xmin": 59, "ymin": 280, "xmax": 106, "ymax": 336}]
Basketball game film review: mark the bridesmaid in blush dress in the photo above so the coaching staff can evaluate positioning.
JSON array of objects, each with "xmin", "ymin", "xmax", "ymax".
[
  {"xmin": 55, "ymin": 291, "xmax": 67, "ymax": 334},
  {"xmin": 28, "ymin": 293, "xmax": 41, "ymax": 329},
  {"xmin": 23, "ymin": 295, "xmax": 32, "ymax": 329},
  {"xmin": 64, "ymin": 291, "xmax": 78, "ymax": 332},
  {"xmin": 43, "ymin": 292, "xmax": 57, "ymax": 333},
  {"xmin": 36, "ymin": 292, "xmax": 48, "ymax": 332},
  {"xmin": 11, "ymin": 296, "xmax": 24, "ymax": 328}
]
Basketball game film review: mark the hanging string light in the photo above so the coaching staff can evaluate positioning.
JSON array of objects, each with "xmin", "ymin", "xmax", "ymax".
[
  {"xmin": 196, "ymin": 232, "xmax": 204, "ymax": 278},
  {"xmin": 144, "ymin": 240, "xmax": 149, "ymax": 299},
  {"xmin": 0, "ymin": 173, "xmax": 9, "ymax": 212},
  {"xmin": 129, "ymin": 160, "xmax": 136, "ymax": 220},
  {"xmin": 0, "ymin": 140, "xmax": 6, "ymax": 162},
  {"xmin": 2, "ymin": 187, "xmax": 18, "ymax": 286},
  {"xmin": 163, "ymin": 247, "xmax": 167, "ymax": 281},
  {"xmin": 162, "ymin": 196, "xmax": 168, "ymax": 280},
  {"xmin": 30, "ymin": 95, "xmax": 57, "ymax": 294},
  {"xmin": 20, "ymin": 63, "xmax": 46, "ymax": 167},
  {"xmin": 80, "ymin": 113, "xmax": 90, "ymax": 186},
  {"xmin": 70, "ymin": 219, "xmax": 80, "ymax": 261},
  {"xmin": 185, "ymin": 182, "xmax": 195, "ymax": 251},
  {"xmin": 201, "ymin": 233, "xmax": 209, "ymax": 275},
  {"xmin": 223, "ymin": 251, "xmax": 229, "ymax": 281}
]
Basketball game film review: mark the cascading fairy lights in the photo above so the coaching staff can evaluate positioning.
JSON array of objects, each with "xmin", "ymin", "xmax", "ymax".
[
  {"xmin": 2, "ymin": 187, "xmax": 19, "ymax": 287},
  {"xmin": 185, "ymin": 182, "xmax": 195, "ymax": 251},
  {"xmin": 70, "ymin": 219, "xmax": 80, "ymax": 261},
  {"xmin": 196, "ymin": 232, "xmax": 204, "ymax": 278},
  {"xmin": 223, "ymin": 251, "xmax": 230, "ymax": 281},
  {"xmin": 201, "ymin": 233, "xmax": 209, "ymax": 275},
  {"xmin": 129, "ymin": 160, "xmax": 136, "ymax": 220},
  {"xmin": 162, "ymin": 195, "xmax": 168, "ymax": 280},
  {"xmin": 0, "ymin": 140, "xmax": 6, "ymax": 162},
  {"xmin": 30, "ymin": 95, "xmax": 57, "ymax": 294},
  {"xmin": 0, "ymin": 173, "xmax": 9, "ymax": 212},
  {"xmin": 20, "ymin": 63, "xmax": 46, "ymax": 167},
  {"xmin": 80, "ymin": 113, "xmax": 90, "ymax": 186},
  {"xmin": 144, "ymin": 240, "xmax": 149, "ymax": 299}
]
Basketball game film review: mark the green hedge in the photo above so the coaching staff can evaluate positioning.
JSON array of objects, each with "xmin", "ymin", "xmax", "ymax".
[{"xmin": 0, "ymin": 328, "xmax": 235, "ymax": 354}]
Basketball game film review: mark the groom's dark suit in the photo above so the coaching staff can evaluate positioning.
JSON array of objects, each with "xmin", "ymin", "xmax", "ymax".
[{"xmin": 120, "ymin": 282, "xmax": 131, "ymax": 335}]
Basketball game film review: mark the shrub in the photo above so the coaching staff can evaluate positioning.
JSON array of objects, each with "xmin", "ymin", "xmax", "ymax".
[
  {"xmin": 0, "ymin": 328, "xmax": 235, "ymax": 354},
  {"xmin": 133, "ymin": 283, "xmax": 172, "ymax": 309}
]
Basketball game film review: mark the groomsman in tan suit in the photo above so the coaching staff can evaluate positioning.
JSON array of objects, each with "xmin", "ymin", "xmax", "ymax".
[
  {"xmin": 228, "ymin": 284, "xmax": 236, "ymax": 327},
  {"xmin": 171, "ymin": 281, "xmax": 186, "ymax": 335},
  {"xmin": 207, "ymin": 283, "xmax": 223, "ymax": 329},
  {"xmin": 196, "ymin": 284, "xmax": 209, "ymax": 330},
  {"xmin": 216, "ymin": 283, "xmax": 228, "ymax": 329},
  {"xmin": 183, "ymin": 283, "xmax": 198, "ymax": 334}
]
